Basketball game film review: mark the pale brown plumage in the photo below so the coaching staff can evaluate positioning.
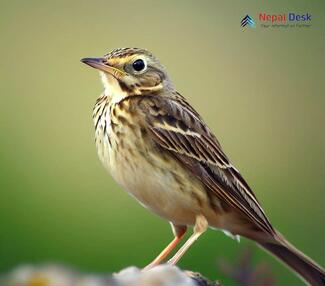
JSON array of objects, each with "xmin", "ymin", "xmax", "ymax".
[
  {"xmin": 81, "ymin": 48, "xmax": 325, "ymax": 286},
  {"xmin": 138, "ymin": 94, "xmax": 274, "ymax": 234}
]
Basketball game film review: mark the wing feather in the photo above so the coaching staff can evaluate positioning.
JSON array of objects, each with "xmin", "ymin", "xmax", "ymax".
[{"xmin": 137, "ymin": 95, "xmax": 275, "ymax": 235}]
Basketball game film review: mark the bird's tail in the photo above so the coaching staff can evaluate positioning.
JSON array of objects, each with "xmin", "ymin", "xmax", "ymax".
[{"xmin": 258, "ymin": 233, "xmax": 325, "ymax": 286}]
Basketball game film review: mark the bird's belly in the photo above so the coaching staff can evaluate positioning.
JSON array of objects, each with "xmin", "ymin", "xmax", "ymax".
[
  {"xmin": 96, "ymin": 123, "xmax": 225, "ymax": 228},
  {"xmin": 111, "ymin": 148, "xmax": 201, "ymax": 225},
  {"xmin": 98, "ymin": 139, "xmax": 200, "ymax": 225}
]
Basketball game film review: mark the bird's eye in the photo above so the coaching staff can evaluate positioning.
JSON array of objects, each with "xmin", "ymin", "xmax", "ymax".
[{"xmin": 132, "ymin": 59, "xmax": 146, "ymax": 72}]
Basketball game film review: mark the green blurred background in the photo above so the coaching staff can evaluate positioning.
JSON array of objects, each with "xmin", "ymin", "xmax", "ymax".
[{"xmin": 0, "ymin": 0, "xmax": 324, "ymax": 285}]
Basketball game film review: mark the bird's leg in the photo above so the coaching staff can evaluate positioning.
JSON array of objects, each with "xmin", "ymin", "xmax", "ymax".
[
  {"xmin": 167, "ymin": 214, "xmax": 208, "ymax": 265},
  {"xmin": 143, "ymin": 224, "xmax": 187, "ymax": 270}
]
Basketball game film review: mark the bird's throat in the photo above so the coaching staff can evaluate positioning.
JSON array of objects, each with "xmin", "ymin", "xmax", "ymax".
[{"xmin": 100, "ymin": 71, "xmax": 128, "ymax": 104}]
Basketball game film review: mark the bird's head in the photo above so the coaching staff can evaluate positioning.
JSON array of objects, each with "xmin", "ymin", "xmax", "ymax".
[{"xmin": 81, "ymin": 48, "xmax": 173, "ymax": 101}]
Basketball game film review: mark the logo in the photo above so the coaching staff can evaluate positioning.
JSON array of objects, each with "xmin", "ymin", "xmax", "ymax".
[
  {"xmin": 241, "ymin": 13, "xmax": 312, "ymax": 29},
  {"xmin": 241, "ymin": 15, "xmax": 255, "ymax": 28}
]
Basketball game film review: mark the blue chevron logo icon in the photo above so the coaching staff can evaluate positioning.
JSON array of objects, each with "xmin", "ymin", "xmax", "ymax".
[{"xmin": 241, "ymin": 15, "xmax": 255, "ymax": 28}]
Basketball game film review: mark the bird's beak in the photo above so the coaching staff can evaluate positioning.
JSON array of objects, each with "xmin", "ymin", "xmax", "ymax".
[{"xmin": 81, "ymin": 57, "xmax": 126, "ymax": 79}]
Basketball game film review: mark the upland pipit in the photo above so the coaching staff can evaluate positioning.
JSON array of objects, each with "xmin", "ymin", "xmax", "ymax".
[{"xmin": 81, "ymin": 48, "xmax": 325, "ymax": 286}]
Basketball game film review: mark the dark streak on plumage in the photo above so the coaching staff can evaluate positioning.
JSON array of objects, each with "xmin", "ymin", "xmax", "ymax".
[
  {"xmin": 191, "ymin": 191, "xmax": 203, "ymax": 208},
  {"xmin": 165, "ymin": 114, "xmax": 177, "ymax": 126},
  {"xmin": 119, "ymin": 81, "xmax": 133, "ymax": 94},
  {"xmin": 140, "ymin": 127, "xmax": 148, "ymax": 137},
  {"xmin": 117, "ymin": 115, "xmax": 128, "ymax": 125}
]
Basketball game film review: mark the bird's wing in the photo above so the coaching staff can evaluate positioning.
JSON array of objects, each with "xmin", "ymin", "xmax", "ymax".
[{"xmin": 137, "ymin": 95, "xmax": 275, "ymax": 235}]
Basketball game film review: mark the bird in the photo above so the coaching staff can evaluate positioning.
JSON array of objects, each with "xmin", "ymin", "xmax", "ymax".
[{"xmin": 81, "ymin": 48, "xmax": 325, "ymax": 286}]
